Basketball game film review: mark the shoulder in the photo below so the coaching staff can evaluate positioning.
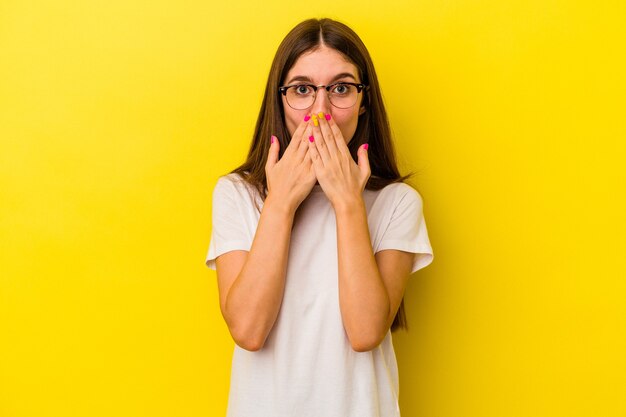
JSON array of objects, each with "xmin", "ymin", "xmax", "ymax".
[
  {"xmin": 213, "ymin": 173, "xmax": 262, "ymax": 207},
  {"xmin": 214, "ymin": 172, "xmax": 259, "ymax": 193},
  {"xmin": 376, "ymin": 181, "xmax": 424, "ymax": 208},
  {"xmin": 214, "ymin": 172, "xmax": 245, "ymax": 191}
]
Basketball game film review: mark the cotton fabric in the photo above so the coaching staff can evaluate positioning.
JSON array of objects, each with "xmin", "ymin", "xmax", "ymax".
[{"xmin": 206, "ymin": 173, "xmax": 433, "ymax": 417}]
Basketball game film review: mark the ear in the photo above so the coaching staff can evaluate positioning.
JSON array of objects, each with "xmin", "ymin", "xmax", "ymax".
[{"xmin": 358, "ymin": 105, "xmax": 366, "ymax": 116}]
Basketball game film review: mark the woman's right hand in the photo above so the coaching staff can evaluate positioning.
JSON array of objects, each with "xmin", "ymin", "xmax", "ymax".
[{"xmin": 265, "ymin": 120, "xmax": 316, "ymax": 213}]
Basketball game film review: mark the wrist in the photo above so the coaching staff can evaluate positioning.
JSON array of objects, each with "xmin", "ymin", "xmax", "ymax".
[
  {"xmin": 264, "ymin": 193, "xmax": 298, "ymax": 217},
  {"xmin": 332, "ymin": 194, "xmax": 365, "ymax": 217}
]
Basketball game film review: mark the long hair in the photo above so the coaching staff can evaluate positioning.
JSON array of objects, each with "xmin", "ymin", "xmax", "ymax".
[{"xmin": 231, "ymin": 18, "xmax": 412, "ymax": 331}]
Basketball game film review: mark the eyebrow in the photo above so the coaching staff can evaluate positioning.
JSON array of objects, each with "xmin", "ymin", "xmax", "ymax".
[{"xmin": 285, "ymin": 72, "xmax": 357, "ymax": 85}]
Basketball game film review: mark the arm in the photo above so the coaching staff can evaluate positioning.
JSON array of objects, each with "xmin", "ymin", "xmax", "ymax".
[
  {"xmin": 216, "ymin": 197, "xmax": 296, "ymax": 351},
  {"xmin": 334, "ymin": 198, "xmax": 414, "ymax": 352},
  {"xmin": 305, "ymin": 112, "xmax": 415, "ymax": 352},
  {"xmin": 215, "ymin": 121, "xmax": 315, "ymax": 351}
]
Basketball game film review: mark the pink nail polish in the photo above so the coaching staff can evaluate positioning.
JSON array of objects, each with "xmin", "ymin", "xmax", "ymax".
[
  {"xmin": 304, "ymin": 115, "xmax": 311, "ymax": 122},
  {"xmin": 271, "ymin": 135, "xmax": 276, "ymax": 144},
  {"xmin": 325, "ymin": 113, "xmax": 331, "ymax": 121},
  {"xmin": 363, "ymin": 143, "xmax": 369, "ymax": 150},
  {"xmin": 309, "ymin": 135, "xmax": 314, "ymax": 142}
]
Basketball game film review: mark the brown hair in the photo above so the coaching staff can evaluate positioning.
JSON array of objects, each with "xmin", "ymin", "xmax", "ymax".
[{"xmin": 231, "ymin": 18, "xmax": 413, "ymax": 331}]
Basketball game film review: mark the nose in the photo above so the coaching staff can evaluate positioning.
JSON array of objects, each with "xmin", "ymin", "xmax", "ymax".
[{"xmin": 310, "ymin": 88, "xmax": 332, "ymax": 115}]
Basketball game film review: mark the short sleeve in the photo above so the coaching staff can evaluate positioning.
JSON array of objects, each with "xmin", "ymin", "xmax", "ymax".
[
  {"xmin": 205, "ymin": 175, "xmax": 257, "ymax": 270},
  {"xmin": 377, "ymin": 184, "xmax": 434, "ymax": 274}
]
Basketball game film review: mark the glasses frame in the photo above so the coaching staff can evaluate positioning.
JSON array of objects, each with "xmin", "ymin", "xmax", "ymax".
[{"xmin": 278, "ymin": 82, "xmax": 368, "ymax": 110}]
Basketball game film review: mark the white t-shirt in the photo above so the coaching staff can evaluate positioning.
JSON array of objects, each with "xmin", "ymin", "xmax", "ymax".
[{"xmin": 206, "ymin": 173, "xmax": 433, "ymax": 417}]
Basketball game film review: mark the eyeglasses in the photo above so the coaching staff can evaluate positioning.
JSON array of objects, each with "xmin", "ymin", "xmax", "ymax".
[{"xmin": 278, "ymin": 82, "xmax": 368, "ymax": 110}]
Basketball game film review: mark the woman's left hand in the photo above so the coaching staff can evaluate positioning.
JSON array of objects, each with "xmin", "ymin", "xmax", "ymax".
[{"xmin": 307, "ymin": 112, "xmax": 370, "ymax": 210}]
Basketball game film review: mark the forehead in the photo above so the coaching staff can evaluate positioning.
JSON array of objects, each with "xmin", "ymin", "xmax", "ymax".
[{"xmin": 285, "ymin": 46, "xmax": 359, "ymax": 82}]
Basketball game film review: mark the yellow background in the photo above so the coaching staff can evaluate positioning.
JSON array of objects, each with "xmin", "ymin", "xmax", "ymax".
[{"xmin": 1, "ymin": 0, "xmax": 624, "ymax": 416}]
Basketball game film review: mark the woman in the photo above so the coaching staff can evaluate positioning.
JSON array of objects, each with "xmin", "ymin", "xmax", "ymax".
[{"xmin": 206, "ymin": 17, "xmax": 433, "ymax": 417}]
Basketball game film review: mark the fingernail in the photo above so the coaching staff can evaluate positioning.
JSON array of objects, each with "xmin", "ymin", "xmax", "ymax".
[
  {"xmin": 312, "ymin": 115, "xmax": 319, "ymax": 126},
  {"xmin": 318, "ymin": 112, "xmax": 324, "ymax": 119},
  {"xmin": 325, "ymin": 113, "xmax": 331, "ymax": 121},
  {"xmin": 309, "ymin": 135, "xmax": 314, "ymax": 142},
  {"xmin": 271, "ymin": 135, "xmax": 276, "ymax": 144},
  {"xmin": 363, "ymin": 143, "xmax": 369, "ymax": 150},
  {"xmin": 304, "ymin": 115, "xmax": 311, "ymax": 122}
]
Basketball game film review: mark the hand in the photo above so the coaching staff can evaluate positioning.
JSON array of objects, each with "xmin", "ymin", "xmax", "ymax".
[
  {"xmin": 265, "ymin": 120, "xmax": 317, "ymax": 213},
  {"xmin": 306, "ymin": 113, "xmax": 370, "ymax": 210}
]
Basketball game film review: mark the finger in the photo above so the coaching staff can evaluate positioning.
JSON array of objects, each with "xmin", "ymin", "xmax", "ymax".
[
  {"xmin": 283, "ymin": 119, "xmax": 309, "ymax": 157},
  {"xmin": 310, "ymin": 115, "xmax": 332, "ymax": 165},
  {"xmin": 302, "ymin": 148, "xmax": 317, "ymax": 184},
  {"xmin": 325, "ymin": 113, "xmax": 350, "ymax": 156},
  {"xmin": 303, "ymin": 147, "xmax": 315, "ymax": 173},
  {"xmin": 296, "ymin": 124, "xmax": 313, "ymax": 161},
  {"xmin": 307, "ymin": 133, "xmax": 324, "ymax": 171},
  {"xmin": 312, "ymin": 113, "xmax": 339, "ymax": 158},
  {"xmin": 265, "ymin": 135, "xmax": 280, "ymax": 171},
  {"xmin": 357, "ymin": 143, "xmax": 371, "ymax": 179}
]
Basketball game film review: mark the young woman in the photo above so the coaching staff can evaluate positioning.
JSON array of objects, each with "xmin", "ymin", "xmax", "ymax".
[{"xmin": 206, "ymin": 18, "xmax": 434, "ymax": 417}]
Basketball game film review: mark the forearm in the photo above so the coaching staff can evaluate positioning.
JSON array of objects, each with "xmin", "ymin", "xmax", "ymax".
[
  {"xmin": 224, "ymin": 195, "xmax": 296, "ymax": 350},
  {"xmin": 335, "ymin": 198, "xmax": 391, "ymax": 352}
]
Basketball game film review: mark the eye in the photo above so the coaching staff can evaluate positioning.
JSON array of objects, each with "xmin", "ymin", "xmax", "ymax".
[
  {"xmin": 331, "ymin": 83, "xmax": 352, "ymax": 95},
  {"xmin": 294, "ymin": 84, "xmax": 313, "ymax": 95}
]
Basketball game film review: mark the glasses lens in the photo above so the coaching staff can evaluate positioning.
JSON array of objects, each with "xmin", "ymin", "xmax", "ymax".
[
  {"xmin": 286, "ymin": 85, "xmax": 315, "ymax": 110},
  {"xmin": 328, "ymin": 83, "xmax": 359, "ymax": 109}
]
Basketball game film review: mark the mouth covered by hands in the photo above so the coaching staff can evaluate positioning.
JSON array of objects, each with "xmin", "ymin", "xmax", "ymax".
[
  {"xmin": 304, "ymin": 112, "xmax": 370, "ymax": 210},
  {"xmin": 266, "ymin": 112, "xmax": 369, "ymax": 212}
]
